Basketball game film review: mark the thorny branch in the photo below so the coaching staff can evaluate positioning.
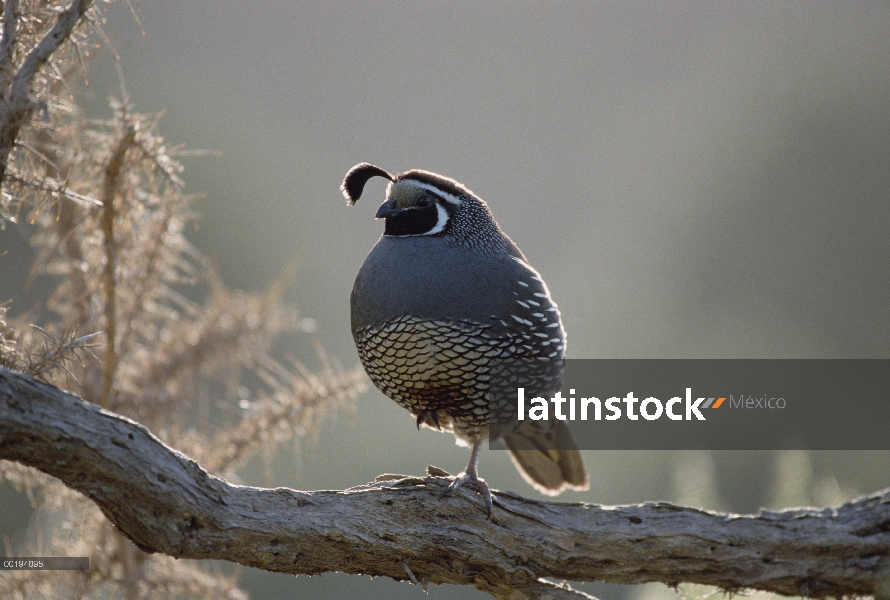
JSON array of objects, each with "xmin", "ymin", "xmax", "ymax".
[
  {"xmin": 2, "ymin": 367, "xmax": 889, "ymax": 600},
  {"xmin": 0, "ymin": 0, "xmax": 95, "ymax": 185},
  {"xmin": 99, "ymin": 119, "xmax": 137, "ymax": 407}
]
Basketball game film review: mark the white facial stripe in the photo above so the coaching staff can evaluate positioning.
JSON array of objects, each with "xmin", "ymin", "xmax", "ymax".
[
  {"xmin": 410, "ymin": 181, "xmax": 462, "ymax": 205},
  {"xmin": 423, "ymin": 203, "xmax": 450, "ymax": 234}
]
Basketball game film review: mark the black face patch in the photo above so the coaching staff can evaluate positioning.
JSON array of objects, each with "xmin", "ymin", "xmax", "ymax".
[{"xmin": 384, "ymin": 204, "xmax": 442, "ymax": 236}]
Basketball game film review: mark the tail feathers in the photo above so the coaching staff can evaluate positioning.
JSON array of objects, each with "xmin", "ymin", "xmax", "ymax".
[{"xmin": 503, "ymin": 421, "xmax": 589, "ymax": 496}]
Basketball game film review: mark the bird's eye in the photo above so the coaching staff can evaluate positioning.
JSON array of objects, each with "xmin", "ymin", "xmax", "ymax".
[{"xmin": 416, "ymin": 195, "xmax": 432, "ymax": 208}]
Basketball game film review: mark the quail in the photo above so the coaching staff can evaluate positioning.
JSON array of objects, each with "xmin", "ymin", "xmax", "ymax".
[{"xmin": 342, "ymin": 163, "xmax": 589, "ymax": 515}]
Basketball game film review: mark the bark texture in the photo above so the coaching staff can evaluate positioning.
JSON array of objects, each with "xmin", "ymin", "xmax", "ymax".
[{"xmin": 2, "ymin": 367, "xmax": 889, "ymax": 600}]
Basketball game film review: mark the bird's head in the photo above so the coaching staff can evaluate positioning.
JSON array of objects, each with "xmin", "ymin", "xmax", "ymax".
[{"xmin": 341, "ymin": 162, "xmax": 498, "ymax": 239}]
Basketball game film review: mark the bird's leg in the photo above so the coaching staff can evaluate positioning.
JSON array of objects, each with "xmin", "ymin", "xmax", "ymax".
[{"xmin": 441, "ymin": 436, "xmax": 493, "ymax": 517}]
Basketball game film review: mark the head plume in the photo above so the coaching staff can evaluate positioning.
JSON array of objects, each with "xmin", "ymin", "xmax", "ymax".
[{"xmin": 341, "ymin": 163, "xmax": 395, "ymax": 205}]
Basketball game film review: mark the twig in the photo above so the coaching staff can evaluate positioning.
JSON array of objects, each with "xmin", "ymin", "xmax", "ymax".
[
  {"xmin": 121, "ymin": 0, "xmax": 145, "ymax": 36},
  {"xmin": 1, "ymin": 367, "xmax": 889, "ymax": 600},
  {"xmin": 0, "ymin": 0, "xmax": 19, "ymax": 93},
  {"xmin": 5, "ymin": 170, "xmax": 101, "ymax": 206}
]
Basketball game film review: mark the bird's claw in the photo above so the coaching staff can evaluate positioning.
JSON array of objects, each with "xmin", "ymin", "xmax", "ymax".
[{"xmin": 441, "ymin": 471, "xmax": 493, "ymax": 518}]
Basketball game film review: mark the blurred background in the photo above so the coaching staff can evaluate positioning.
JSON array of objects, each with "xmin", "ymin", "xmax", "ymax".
[{"xmin": 1, "ymin": 1, "xmax": 889, "ymax": 598}]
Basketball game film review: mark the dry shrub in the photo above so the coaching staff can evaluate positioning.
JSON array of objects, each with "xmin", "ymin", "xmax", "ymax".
[{"xmin": 0, "ymin": 2, "xmax": 366, "ymax": 597}]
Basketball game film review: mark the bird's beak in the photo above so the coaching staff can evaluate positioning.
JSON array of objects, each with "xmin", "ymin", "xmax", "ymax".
[{"xmin": 375, "ymin": 200, "xmax": 401, "ymax": 219}]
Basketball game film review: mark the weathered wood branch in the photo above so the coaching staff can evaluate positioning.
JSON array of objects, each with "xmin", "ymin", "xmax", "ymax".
[{"xmin": 1, "ymin": 367, "xmax": 889, "ymax": 600}]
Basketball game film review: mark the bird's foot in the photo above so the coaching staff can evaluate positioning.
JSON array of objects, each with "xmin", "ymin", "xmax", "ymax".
[{"xmin": 441, "ymin": 471, "xmax": 493, "ymax": 518}]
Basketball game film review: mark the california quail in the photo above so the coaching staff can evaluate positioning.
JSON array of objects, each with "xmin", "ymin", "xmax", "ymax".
[{"xmin": 342, "ymin": 163, "xmax": 589, "ymax": 515}]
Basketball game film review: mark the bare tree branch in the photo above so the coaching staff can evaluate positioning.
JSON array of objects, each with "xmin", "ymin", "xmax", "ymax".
[
  {"xmin": 0, "ymin": 0, "xmax": 95, "ymax": 185},
  {"xmin": 1, "ymin": 366, "xmax": 889, "ymax": 600}
]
